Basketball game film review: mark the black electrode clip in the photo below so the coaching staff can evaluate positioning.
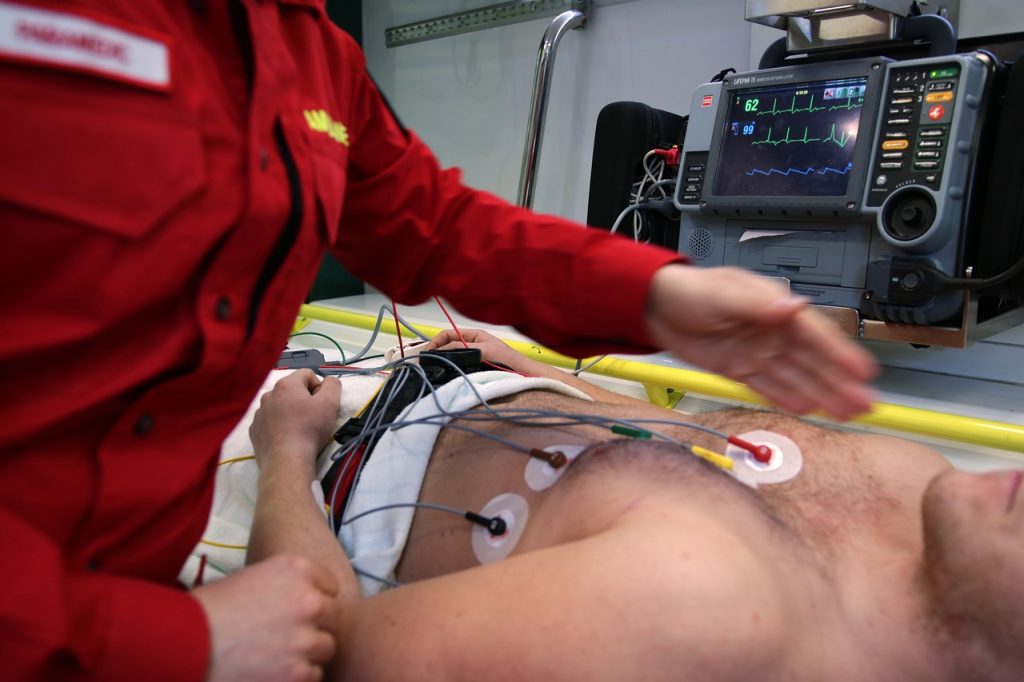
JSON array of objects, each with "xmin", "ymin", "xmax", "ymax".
[{"xmin": 465, "ymin": 511, "xmax": 508, "ymax": 536}]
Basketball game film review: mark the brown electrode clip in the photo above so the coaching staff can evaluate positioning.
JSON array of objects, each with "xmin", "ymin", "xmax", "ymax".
[{"xmin": 529, "ymin": 448, "xmax": 567, "ymax": 469}]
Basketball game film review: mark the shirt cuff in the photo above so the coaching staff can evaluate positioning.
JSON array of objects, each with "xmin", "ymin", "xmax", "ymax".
[
  {"xmin": 94, "ymin": 574, "xmax": 210, "ymax": 682},
  {"xmin": 521, "ymin": 237, "xmax": 687, "ymax": 358}
]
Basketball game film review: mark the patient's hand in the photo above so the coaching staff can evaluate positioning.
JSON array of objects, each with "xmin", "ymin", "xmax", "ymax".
[
  {"xmin": 250, "ymin": 369, "xmax": 341, "ymax": 480},
  {"xmin": 647, "ymin": 264, "xmax": 877, "ymax": 420},
  {"xmin": 424, "ymin": 328, "xmax": 523, "ymax": 368}
]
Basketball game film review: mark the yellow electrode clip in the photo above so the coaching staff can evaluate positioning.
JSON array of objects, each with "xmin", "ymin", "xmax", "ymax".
[{"xmin": 690, "ymin": 445, "xmax": 734, "ymax": 472}]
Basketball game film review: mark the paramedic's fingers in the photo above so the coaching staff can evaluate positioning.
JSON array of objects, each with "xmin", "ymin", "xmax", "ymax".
[
  {"xmin": 250, "ymin": 372, "xmax": 341, "ymax": 476},
  {"xmin": 646, "ymin": 264, "xmax": 877, "ymax": 418},
  {"xmin": 742, "ymin": 363, "xmax": 820, "ymax": 416},
  {"xmin": 195, "ymin": 555, "xmax": 338, "ymax": 682},
  {"xmin": 719, "ymin": 306, "xmax": 876, "ymax": 418},
  {"xmin": 773, "ymin": 310, "xmax": 878, "ymax": 419}
]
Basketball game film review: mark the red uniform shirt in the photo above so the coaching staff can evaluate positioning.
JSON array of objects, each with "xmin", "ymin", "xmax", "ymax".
[{"xmin": 0, "ymin": 0, "xmax": 679, "ymax": 679}]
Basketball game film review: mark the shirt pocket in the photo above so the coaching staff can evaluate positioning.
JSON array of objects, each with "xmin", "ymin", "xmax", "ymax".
[
  {"xmin": 301, "ymin": 112, "xmax": 350, "ymax": 246},
  {"xmin": 0, "ymin": 80, "xmax": 205, "ymax": 240}
]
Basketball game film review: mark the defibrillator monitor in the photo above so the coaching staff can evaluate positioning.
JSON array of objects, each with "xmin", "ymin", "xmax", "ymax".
[
  {"xmin": 676, "ymin": 53, "xmax": 995, "ymax": 325},
  {"xmin": 684, "ymin": 59, "xmax": 886, "ymax": 215}
]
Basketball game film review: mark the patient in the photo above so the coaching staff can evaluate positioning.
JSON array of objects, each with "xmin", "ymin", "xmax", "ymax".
[{"xmin": 246, "ymin": 330, "xmax": 1024, "ymax": 682}]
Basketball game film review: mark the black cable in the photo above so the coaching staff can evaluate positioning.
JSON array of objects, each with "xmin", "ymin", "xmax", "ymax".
[
  {"xmin": 710, "ymin": 67, "xmax": 736, "ymax": 83},
  {"xmin": 945, "ymin": 257, "xmax": 1024, "ymax": 289}
]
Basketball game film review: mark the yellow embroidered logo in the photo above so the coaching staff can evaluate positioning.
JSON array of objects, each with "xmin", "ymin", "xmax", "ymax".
[{"xmin": 303, "ymin": 109, "xmax": 350, "ymax": 146}]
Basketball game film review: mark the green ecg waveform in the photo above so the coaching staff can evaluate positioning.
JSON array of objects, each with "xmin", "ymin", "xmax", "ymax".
[
  {"xmin": 755, "ymin": 94, "xmax": 862, "ymax": 116},
  {"xmin": 751, "ymin": 123, "xmax": 853, "ymax": 148}
]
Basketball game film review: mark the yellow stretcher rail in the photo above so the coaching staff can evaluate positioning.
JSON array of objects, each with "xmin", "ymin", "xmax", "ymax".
[{"xmin": 298, "ymin": 304, "xmax": 1024, "ymax": 456}]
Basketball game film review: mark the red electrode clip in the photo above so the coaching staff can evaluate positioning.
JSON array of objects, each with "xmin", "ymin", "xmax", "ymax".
[{"xmin": 728, "ymin": 436, "xmax": 773, "ymax": 464}]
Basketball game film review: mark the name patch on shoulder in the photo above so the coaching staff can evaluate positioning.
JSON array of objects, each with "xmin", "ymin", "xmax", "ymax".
[{"xmin": 0, "ymin": 1, "xmax": 170, "ymax": 91}]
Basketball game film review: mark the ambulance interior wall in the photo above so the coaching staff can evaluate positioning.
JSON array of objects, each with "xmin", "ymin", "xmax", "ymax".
[{"xmin": 360, "ymin": 0, "xmax": 1024, "ymax": 422}]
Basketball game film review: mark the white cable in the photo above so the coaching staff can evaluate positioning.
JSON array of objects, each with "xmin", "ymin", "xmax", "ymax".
[
  {"xmin": 634, "ymin": 151, "xmax": 656, "ymax": 241},
  {"xmin": 633, "ymin": 151, "xmax": 669, "ymax": 243},
  {"xmin": 640, "ymin": 149, "xmax": 661, "ymax": 187},
  {"xmin": 610, "ymin": 203, "xmax": 644, "ymax": 236},
  {"xmin": 570, "ymin": 355, "xmax": 607, "ymax": 375}
]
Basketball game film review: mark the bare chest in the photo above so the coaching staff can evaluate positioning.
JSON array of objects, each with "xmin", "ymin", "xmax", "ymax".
[{"xmin": 393, "ymin": 394, "xmax": 948, "ymax": 582}]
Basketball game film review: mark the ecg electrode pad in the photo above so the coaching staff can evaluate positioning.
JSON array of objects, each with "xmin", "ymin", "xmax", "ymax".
[
  {"xmin": 724, "ymin": 429, "xmax": 803, "ymax": 487},
  {"xmin": 472, "ymin": 493, "xmax": 529, "ymax": 564},
  {"xmin": 525, "ymin": 444, "xmax": 585, "ymax": 491}
]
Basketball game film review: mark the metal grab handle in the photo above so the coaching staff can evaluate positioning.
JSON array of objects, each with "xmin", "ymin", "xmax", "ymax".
[{"xmin": 516, "ymin": 8, "xmax": 588, "ymax": 208}]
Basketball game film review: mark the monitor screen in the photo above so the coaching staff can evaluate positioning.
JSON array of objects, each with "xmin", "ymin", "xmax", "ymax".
[{"xmin": 711, "ymin": 76, "xmax": 868, "ymax": 197}]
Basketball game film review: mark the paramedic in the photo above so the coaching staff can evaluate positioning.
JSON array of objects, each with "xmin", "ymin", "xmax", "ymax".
[{"xmin": 0, "ymin": 2, "xmax": 876, "ymax": 681}]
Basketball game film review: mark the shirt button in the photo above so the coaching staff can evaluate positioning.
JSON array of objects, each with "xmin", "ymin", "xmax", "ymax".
[
  {"xmin": 216, "ymin": 296, "xmax": 232, "ymax": 320},
  {"xmin": 259, "ymin": 148, "xmax": 270, "ymax": 170},
  {"xmin": 134, "ymin": 414, "xmax": 155, "ymax": 437},
  {"xmin": 86, "ymin": 559, "xmax": 100, "ymax": 572}
]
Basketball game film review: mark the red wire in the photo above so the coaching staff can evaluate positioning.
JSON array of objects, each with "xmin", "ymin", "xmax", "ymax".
[
  {"xmin": 433, "ymin": 296, "xmax": 523, "ymax": 375},
  {"xmin": 391, "ymin": 299, "xmax": 405, "ymax": 358},
  {"xmin": 434, "ymin": 296, "xmax": 468, "ymax": 347},
  {"xmin": 484, "ymin": 360, "xmax": 522, "ymax": 375}
]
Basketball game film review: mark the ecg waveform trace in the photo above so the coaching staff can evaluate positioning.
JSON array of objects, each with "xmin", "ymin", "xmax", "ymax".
[
  {"xmin": 745, "ymin": 163, "xmax": 853, "ymax": 178},
  {"xmin": 751, "ymin": 123, "xmax": 853, "ymax": 149},
  {"xmin": 755, "ymin": 94, "xmax": 863, "ymax": 116}
]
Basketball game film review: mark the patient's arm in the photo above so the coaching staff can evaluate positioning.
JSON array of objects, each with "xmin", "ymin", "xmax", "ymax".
[
  {"xmin": 425, "ymin": 328, "xmax": 645, "ymax": 405},
  {"xmin": 247, "ymin": 370, "xmax": 361, "ymax": 606},
  {"xmin": 334, "ymin": 518, "xmax": 784, "ymax": 682}
]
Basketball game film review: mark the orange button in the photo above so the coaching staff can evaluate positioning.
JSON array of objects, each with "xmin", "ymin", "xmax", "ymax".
[
  {"xmin": 926, "ymin": 91, "xmax": 954, "ymax": 103},
  {"xmin": 882, "ymin": 139, "xmax": 910, "ymax": 150}
]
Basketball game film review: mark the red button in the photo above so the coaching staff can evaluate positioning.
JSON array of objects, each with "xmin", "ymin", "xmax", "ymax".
[{"xmin": 928, "ymin": 105, "xmax": 945, "ymax": 121}]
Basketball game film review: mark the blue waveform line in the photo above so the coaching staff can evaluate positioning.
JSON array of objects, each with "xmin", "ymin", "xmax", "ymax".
[{"xmin": 745, "ymin": 162, "xmax": 853, "ymax": 177}]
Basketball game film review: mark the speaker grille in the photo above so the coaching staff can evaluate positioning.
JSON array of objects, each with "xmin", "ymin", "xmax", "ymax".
[{"xmin": 687, "ymin": 229, "xmax": 714, "ymax": 260}]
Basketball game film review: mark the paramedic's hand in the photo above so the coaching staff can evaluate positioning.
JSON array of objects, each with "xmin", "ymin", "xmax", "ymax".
[
  {"xmin": 250, "ymin": 369, "xmax": 341, "ymax": 481},
  {"xmin": 646, "ymin": 264, "xmax": 877, "ymax": 420},
  {"xmin": 425, "ymin": 328, "xmax": 522, "ymax": 368},
  {"xmin": 195, "ymin": 555, "xmax": 338, "ymax": 682}
]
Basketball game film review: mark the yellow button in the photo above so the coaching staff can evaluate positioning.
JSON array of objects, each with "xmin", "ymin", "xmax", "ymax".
[
  {"xmin": 882, "ymin": 139, "xmax": 910, "ymax": 150},
  {"xmin": 926, "ymin": 91, "xmax": 954, "ymax": 103}
]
